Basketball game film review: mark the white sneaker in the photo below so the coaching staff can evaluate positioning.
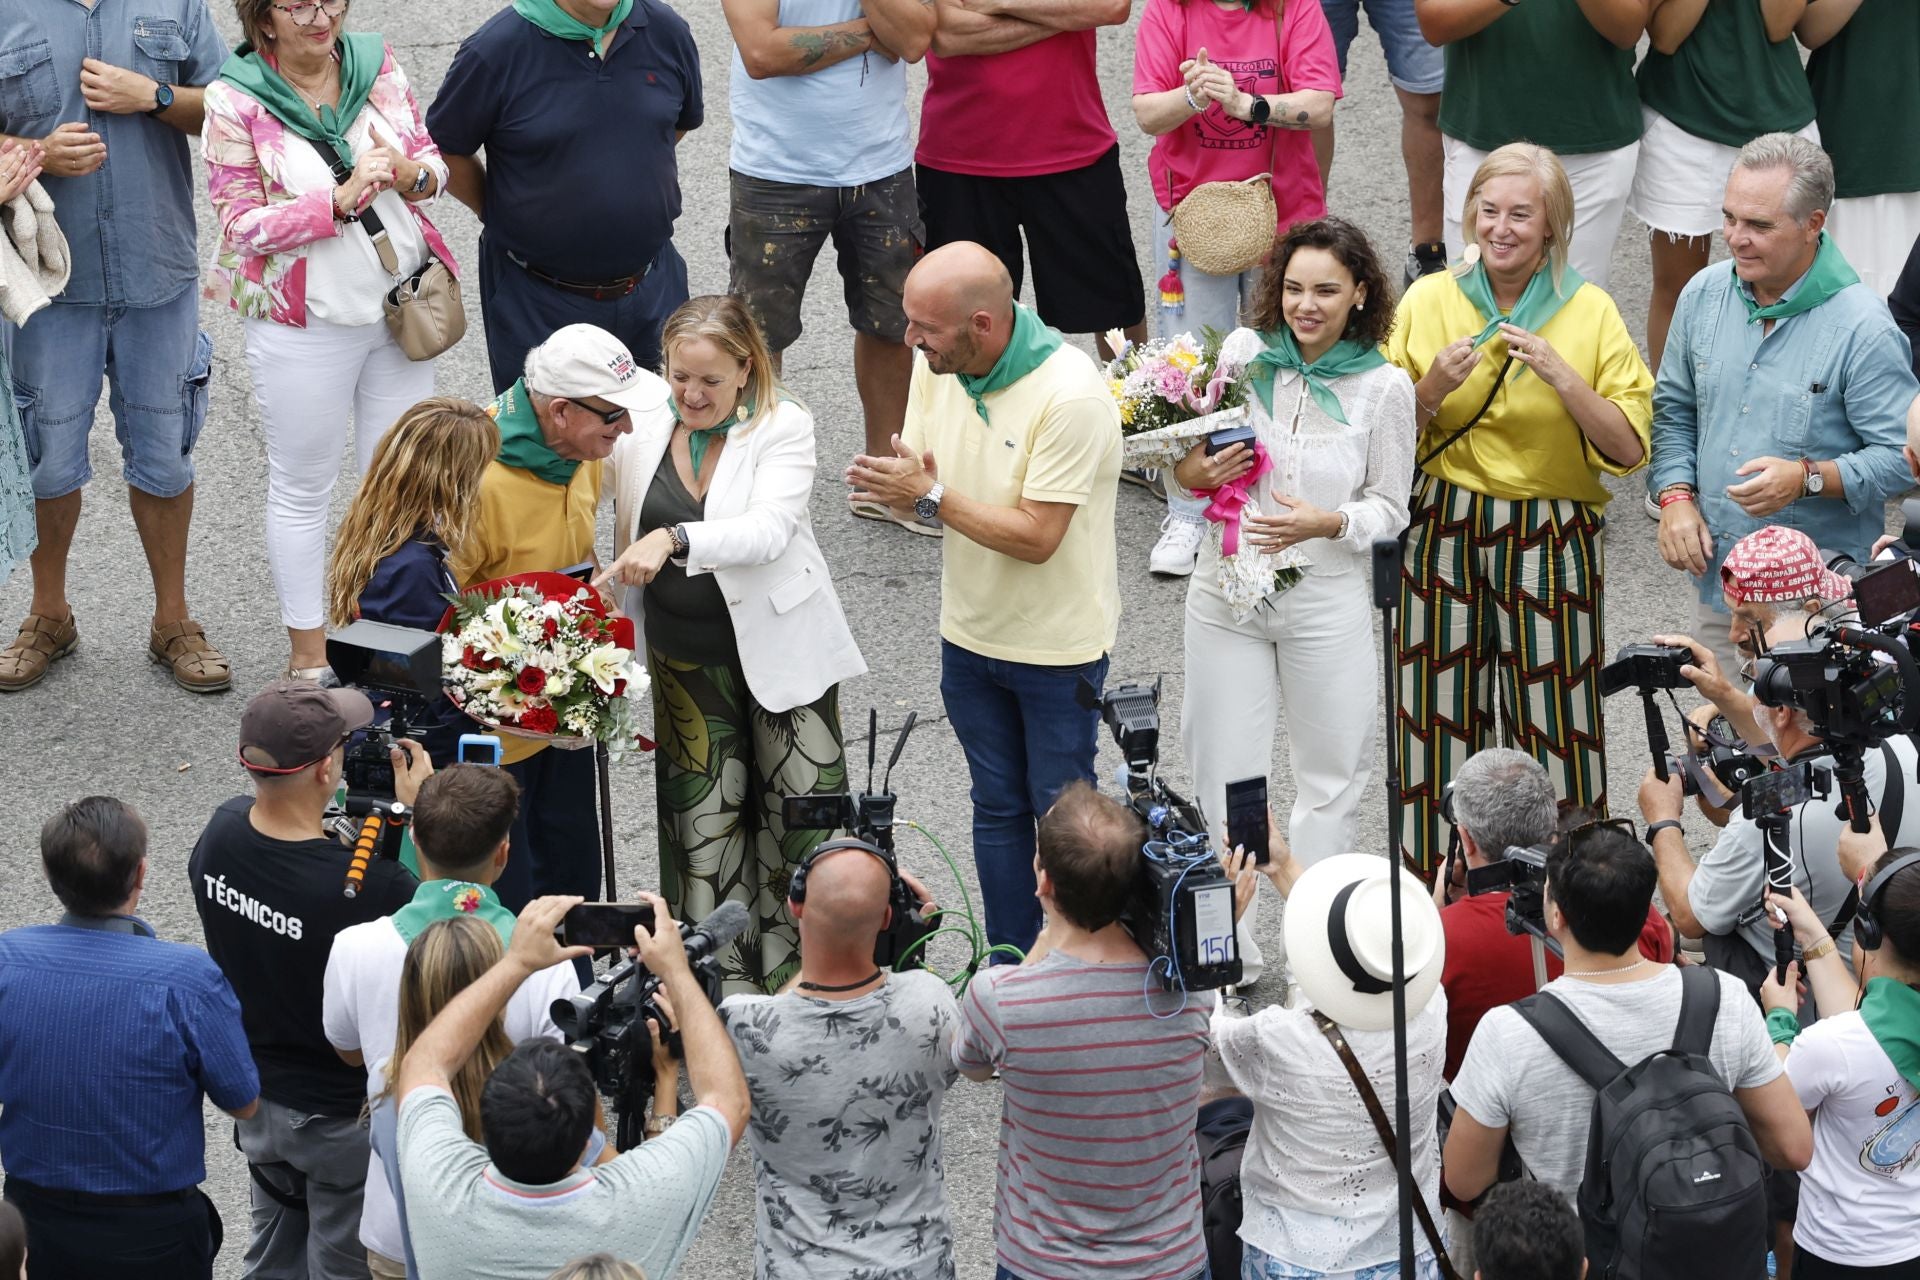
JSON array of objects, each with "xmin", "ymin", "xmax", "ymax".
[{"xmin": 1149, "ymin": 513, "xmax": 1206, "ymax": 576}]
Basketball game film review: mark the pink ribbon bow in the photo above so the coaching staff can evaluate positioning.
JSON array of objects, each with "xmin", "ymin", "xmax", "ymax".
[{"xmin": 1192, "ymin": 441, "xmax": 1272, "ymax": 558}]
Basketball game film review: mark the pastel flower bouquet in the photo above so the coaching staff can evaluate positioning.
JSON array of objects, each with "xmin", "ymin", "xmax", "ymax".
[
  {"xmin": 1102, "ymin": 326, "xmax": 1264, "ymax": 467},
  {"xmin": 440, "ymin": 572, "xmax": 651, "ymax": 758}
]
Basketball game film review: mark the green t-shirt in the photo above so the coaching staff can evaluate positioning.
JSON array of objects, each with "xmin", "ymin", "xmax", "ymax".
[
  {"xmin": 1808, "ymin": 0, "xmax": 1920, "ymax": 198},
  {"xmin": 1637, "ymin": 0, "xmax": 1815, "ymax": 149},
  {"xmin": 1437, "ymin": 0, "xmax": 1641, "ymax": 154}
]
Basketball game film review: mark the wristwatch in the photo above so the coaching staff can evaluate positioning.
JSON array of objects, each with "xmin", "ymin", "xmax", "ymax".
[
  {"xmin": 1645, "ymin": 819, "xmax": 1684, "ymax": 841},
  {"xmin": 669, "ymin": 523, "xmax": 690, "ymax": 560},
  {"xmin": 147, "ymin": 82, "xmax": 174, "ymax": 116},
  {"xmin": 914, "ymin": 481, "xmax": 945, "ymax": 523},
  {"xmin": 1800, "ymin": 458, "xmax": 1824, "ymax": 496},
  {"xmin": 409, "ymin": 165, "xmax": 430, "ymax": 195},
  {"xmin": 1247, "ymin": 94, "xmax": 1272, "ymax": 126}
]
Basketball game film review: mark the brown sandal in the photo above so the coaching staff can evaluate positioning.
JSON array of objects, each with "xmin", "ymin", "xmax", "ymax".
[
  {"xmin": 149, "ymin": 618, "xmax": 231, "ymax": 693},
  {"xmin": 0, "ymin": 611, "xmax": 79, "ymax": 692}
]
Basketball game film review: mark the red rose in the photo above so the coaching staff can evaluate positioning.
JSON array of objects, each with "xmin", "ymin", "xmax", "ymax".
[
  {"xmin": 542, "ymin": 617, "xmax": 561, "ymax": 641},
  {"xmin": 520, "ymin": 705, "xmax": 559, "ymax": 734},
  {"xmin": 578, "ymin": 615, "xmax": 600, "ymax": 639},
  {"xmin": 611, "ymin": 678, "xmax": 627, "ymax": 697},
  {"xmin": 516, "ymin": 666, "xmax": 547, "ymax": 695}
]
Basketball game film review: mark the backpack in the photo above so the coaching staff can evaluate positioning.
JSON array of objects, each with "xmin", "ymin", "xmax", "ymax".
[
  {"xmin": 1196, "ymin": 1096, "xmax": 1253, "ymax": 1280},
  {"xmin": 1512, "ymin": 964, "xmax": 1769, "ymax": 1280}
]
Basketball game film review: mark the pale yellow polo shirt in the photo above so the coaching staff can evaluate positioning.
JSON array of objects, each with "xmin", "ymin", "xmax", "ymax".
[{"xmin": 903, "ymin": 345, "xmax": 1122, "ymax": 665}]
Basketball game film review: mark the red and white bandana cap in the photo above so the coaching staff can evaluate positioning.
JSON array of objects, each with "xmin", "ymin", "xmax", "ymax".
[{"xmin": 1720, "ymin": 526, "xmax": 1854, "ymax": 605}]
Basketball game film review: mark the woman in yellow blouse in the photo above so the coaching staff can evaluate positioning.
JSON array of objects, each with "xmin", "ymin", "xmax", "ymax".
[{"xmin": 1388, "ymin": 142, "xmax": 1653, "ymax": 874}]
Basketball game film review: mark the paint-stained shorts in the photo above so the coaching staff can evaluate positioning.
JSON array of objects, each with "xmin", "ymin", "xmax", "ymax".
[{"xmin": 726, "ymin": 167, "xmax": 923, "ymax": 351}]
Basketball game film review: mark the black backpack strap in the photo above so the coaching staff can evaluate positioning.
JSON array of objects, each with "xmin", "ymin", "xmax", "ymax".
[
  {"xmin": 1672, "ymin": 960, "xmax": 1721, "ymax": 1058},
  {"xmin": 1510, "ymin": 992, "xmax": 1627, "ymax": 1092}
]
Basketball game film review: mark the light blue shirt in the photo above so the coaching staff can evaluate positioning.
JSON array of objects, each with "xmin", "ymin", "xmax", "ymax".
[
  {"xmin": 1650, "ymin": 256, "xmax": 1919, "ymax": 609},
  {"xmin": 727, "ymin": 0, "xmax": 911, "ymax": 187},
  {"xmin": 0, "ymin": 0, "xmax": 228, "ymax": 307}
]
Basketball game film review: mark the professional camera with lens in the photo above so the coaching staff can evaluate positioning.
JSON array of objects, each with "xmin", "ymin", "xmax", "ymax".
[
  {"xmin": 1597, "ymin": 643, "xmax": 1694, "ymax": 698},
  {"xmin": 325, "ymin": 620, "xmax": 444, "ymax": 805},
  {"xmin": 1079, "ymin": 678, "xmax": 1242, "ymax": 993},
  {"xmin": 1466, "ymin": 843, "xmax": 1553, "ymax": 948},
  {"xmin": 783, "ymin": 709, "xmax": 937, "ymax": 971},
  {"xmin": 551, "ymin": 901, "xmax": 745, "ymax": 1149},
  {"xmin": 1671, "ymin": 714, "xmax": 1767, "ymax": 808}
]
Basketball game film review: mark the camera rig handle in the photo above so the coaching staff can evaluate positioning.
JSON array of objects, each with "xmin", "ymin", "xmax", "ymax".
[
  {"xmin": 1640, "ymin": 690, "xmax": 1672, "ymax": 784},
  {"xmin": 1752, "ymin": 806, "xmax": 1799, "ymax": 986}
]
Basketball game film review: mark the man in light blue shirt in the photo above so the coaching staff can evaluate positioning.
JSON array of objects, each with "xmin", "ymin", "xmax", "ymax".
[
  {"xmin": 0, "ymin": 0, "xmax": 229, "ymax": 696},
  {"xmin": 720, "ymin": 0, "xmax": 937, "ymax": 535},
  {"xmin": 1651, "ymin": 132, "xmax": 1918, "ymax": 673}
]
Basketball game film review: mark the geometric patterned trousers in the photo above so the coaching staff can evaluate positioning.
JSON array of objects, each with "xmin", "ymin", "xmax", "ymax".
[{"xmin": 1394, "ymin": 472, "xmax": 1610, "ymax": 874}]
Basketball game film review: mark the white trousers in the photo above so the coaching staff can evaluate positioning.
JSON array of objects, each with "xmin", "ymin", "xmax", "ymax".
[
  {"xmin": 1442, "ymin": 135, "xmax": 1641, "ymax": 292},
  {"xmin": 244, "ymin": 317, "xmax": 435, "ymax": 630},
  {"xmin": 1183, "ymin": 570, "xmax": 1379, "ymax": 982},
  {"xmin": 1827, "ymin": 190, "xmax": 1920, "ymax": 301}
]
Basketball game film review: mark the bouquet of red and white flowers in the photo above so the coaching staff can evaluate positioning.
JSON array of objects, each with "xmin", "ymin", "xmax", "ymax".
[{"xmin": 440, "ymin": 572, "xmax": 650, "ymax": 757}]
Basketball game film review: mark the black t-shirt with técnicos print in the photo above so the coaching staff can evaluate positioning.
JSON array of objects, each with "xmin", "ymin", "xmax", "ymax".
[{"xmin": 190, "ymin": 796, "xmax": 416, "ymax": 1116}]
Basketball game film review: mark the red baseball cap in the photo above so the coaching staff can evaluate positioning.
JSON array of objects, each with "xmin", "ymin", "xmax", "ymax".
[{"xmin": 1720, "ymin": 526, "xmax": 1853, "ymax": 606}]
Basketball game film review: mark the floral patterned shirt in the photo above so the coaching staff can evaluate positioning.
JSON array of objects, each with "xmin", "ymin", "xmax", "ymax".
[{"xmin": 201, "ymin": 45, "xmax": 454, "ymax": 328}]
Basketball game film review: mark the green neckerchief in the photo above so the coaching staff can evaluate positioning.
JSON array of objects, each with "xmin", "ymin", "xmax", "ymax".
[
  {"xmin": 956, "ymin": 304, "xmax": 1065, "ymax": 424},
  {"xmin": 1739, "ymin": 232, "xmax": 1860, "ymax": 326},
  {"xmin": 491, "ymin": 378, "xmax": 580, "ymax": 487},
  {"xmin": 1246, "ymin": 330, "xmax": 1387, "ymax": 425},
  {"xmin": 1456, "ymin": 259, "xmax": 1587, "ymax": 351},
  {"xmin": 1859, "ymin": 975, "xmax": 1920, "ymax": 1094},
  {"xmin": 389, "ymin": 879, "xmax": 516, "ymax": 947},
  {"xmin": 513, "ymin": 0, "xmax": 633, "ymax": 45},
  {"xmin": 669, "ymin": 392, "xmax": 797, "ymax": 474},
  {"xmin": 218, "ymin": 33, "xmax": 384, "ymax": 169}
]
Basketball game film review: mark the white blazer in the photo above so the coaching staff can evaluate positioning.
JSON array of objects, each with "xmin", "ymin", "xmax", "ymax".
[{"xmin": 609, "ymin": 398, "xmax": 866, "ymax": 713}]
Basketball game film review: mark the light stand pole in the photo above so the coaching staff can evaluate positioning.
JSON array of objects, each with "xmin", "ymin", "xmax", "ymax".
[{"xmin": 1371, "ymin": 538, "xmax": 1416, "ymax": 1276}]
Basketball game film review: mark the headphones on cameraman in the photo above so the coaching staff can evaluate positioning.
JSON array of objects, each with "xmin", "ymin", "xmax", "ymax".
[
  {"xmin": 1852, "ymin": 849, "xmax": 1920, "ymax": 953},
  {"xmin": 789, "ymin": 837, "xmax": 903, "ymax": 910}
]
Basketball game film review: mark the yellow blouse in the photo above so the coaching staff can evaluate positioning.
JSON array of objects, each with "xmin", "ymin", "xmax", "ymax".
[{"xmin": 1387, "ymin": 270, "xmax": 1653, "ymax": 507}]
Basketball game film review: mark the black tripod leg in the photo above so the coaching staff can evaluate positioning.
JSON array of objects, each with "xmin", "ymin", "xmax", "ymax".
[{"xmin": 598, "ymin": 742, "xmax": 617, "ymax": 901}]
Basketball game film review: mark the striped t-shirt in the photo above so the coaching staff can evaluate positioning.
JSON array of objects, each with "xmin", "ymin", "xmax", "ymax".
[{"xmin": 954, "ymin": 952, "xmax": 1211, "ymax": 1280}]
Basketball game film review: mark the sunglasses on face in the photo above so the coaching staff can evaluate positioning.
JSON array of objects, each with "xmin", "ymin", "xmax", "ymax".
[
  {"xmin": 272, "ymin": 0, "xmax": 349, "ymax": 27},
  {"xmin": 563, "ymin": 399, "xmax": 629, "ymax": 426}
]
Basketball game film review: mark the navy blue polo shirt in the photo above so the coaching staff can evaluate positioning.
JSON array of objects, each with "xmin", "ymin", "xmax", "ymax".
[
  {"xmin": 0, "ymin": 916, "xmax": 259, "ymax": 1195},
  {"xmin": 427, "ymin": 0, "xmax": 702, "ymax": 281}
]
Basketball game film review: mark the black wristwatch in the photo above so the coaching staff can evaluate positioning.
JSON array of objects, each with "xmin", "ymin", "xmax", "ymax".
[
  {"xmin": 1248, "ymin": 94, "xmax": 1272, "ymax": 125},
  {"xmin": 669, "ymin": 524, "xmax": 690, "ymax": 559},
  {"xmin": 147, "ymin": 82, "xmax": 175, "ymax": 116},
  {"xmin": 1646, "ymin": 819, "xmax": 1683, "ymax": 841}
]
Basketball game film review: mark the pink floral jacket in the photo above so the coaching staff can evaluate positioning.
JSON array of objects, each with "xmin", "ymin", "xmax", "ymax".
[{"xmin": 201, "ymin": 45, "xmax": 455, "ymax": 328}]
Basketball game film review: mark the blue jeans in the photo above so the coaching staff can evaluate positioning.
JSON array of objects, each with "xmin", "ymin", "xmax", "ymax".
[
  {"xmin": 9, "ymin": 289, "xmax": 212, "ymax": 499},
  {"xmin": 940, "ymin": 640, "xmax": 1108, "ymax": 954},
  {"xmin": 1319, "ymin": 0, "xmax": 1445, "ymax": 93}
]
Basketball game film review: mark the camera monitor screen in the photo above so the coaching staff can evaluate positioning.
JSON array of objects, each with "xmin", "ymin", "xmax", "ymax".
[{"xmin": 1191, "ymin": 883, "xmax": 1236, "ymax": 969}]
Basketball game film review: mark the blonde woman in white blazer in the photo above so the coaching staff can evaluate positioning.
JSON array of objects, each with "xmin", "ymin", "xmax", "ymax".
[{"xmin": 600, "ymin": 295, "xmax": 866, "ymax": 995}]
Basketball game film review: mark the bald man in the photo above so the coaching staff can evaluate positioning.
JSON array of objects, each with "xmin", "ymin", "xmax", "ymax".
[
  {"xmin": 716, "ymin": 844, "xmax": 962, "ymax": 1280},
  {"xmin": 850, "ymin": 242, "xmax": 1123, "ymax": 954}
]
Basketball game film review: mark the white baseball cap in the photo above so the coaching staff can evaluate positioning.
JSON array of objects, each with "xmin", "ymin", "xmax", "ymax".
[{"xmin": 523, "ymin": 324, "xmax": 669, "ymax": 412}]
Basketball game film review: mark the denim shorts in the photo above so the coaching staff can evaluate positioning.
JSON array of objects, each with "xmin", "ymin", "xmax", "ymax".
[
  {"xmin": 9, "ymin": 288, "xmax": 212, "ymax": 500},
  {"xmin": 727, "ymin": 167, "xmax": 923, "ymax": 350},
  {"xmin": 1319, "ymin": 0, "xmax": 1445, "ymax": 95}
]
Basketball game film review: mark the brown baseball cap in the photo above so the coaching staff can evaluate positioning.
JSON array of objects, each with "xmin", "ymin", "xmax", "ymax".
[{"xmin": 238, "ymin": 678, "xmax": 375, "ymax": 773}]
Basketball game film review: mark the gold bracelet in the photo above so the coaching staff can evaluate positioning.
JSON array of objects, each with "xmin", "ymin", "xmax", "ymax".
[{"xmin": 1802, "ymin": 936, "xmax": 1836, "ymax": 963}]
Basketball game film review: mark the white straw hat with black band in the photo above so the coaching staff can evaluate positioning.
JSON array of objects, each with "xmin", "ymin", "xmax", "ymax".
[{"xmin": 1284, "ymin": 853, "xmax": 1447, "ymax": 1031}]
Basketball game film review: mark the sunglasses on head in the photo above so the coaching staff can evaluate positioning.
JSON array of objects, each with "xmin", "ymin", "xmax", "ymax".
[{"xmin": 1564, "ymin": 816, "xmax": 1639, "ymax": 846}]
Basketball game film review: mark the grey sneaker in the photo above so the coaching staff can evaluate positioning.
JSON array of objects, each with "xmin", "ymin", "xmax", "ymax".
[
  {"xmin": 1121, "ymin": 467, "xmax": 1168, "ymax": 500},
  {"xmin": 1405, "ymin": 241, "xmax": 1448, "ymax": 289}
]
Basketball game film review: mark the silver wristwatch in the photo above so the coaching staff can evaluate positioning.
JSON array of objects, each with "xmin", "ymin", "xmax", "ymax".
[
  {"xmin": 409, "ymin": 165, "xmax": 430, "ymax": 195},
  {"xmin": 914, "ymin": 481, "xmax": 945, "ymax": 522}
]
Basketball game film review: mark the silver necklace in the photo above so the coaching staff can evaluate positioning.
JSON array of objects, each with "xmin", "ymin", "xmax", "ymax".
[{"xmin": 1561, "ymin": 957, "xmax": 1654, "ymax": 979}]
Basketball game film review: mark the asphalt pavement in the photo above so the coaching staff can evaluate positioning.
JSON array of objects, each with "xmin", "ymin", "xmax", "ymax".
[{"xmin": 0, "ymin": 3, "xmax": 1744, "ymax": 1276}]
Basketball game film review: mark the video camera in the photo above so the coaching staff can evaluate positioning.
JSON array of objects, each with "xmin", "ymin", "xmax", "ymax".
[
  {"xmin": 1750, "ymin": 620, "xmax": 1920, "ymax": 830},
  {"xmin": 552, "ymin": 900, "xmax": 746, "ymax": 1149},
  {"xmin": 783, "ymin": 708, "xmax": 937, "ymax": 971},
  {"xmin": 1597, "ymin": 642, "xmax": 1697, "ymax": 786},
  {"xmin": 1466, "ymin": 842, "xmax": 1556, "ymax": 957},
  {"xmin": 1672, "ymin": 714, "xmax": 1767, "ymax": 809},
  {"xmin": 326, "ymin": 620, "xmax": 444, "ymax": 805},
  {"xmin": 1079, "ymin": 678, "xmax": 1241, "ymax": 993}
]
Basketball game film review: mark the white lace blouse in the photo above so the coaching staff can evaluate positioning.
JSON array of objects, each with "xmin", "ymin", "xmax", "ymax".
[
  {"xmin": 1177, "ymin": 330, "xmax": 1416, "ymax": 621},
  {"xmin": 1211, "ymin": 993, "xmax": 1448, "ymax": 1271}
]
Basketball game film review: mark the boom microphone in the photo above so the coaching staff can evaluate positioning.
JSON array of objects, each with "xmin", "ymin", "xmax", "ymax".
[{"xmin": 681, "ymin": 900, "xmax": 750, "ymax": 967}]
